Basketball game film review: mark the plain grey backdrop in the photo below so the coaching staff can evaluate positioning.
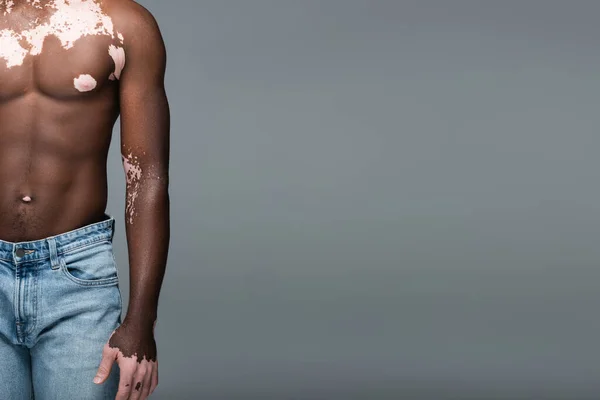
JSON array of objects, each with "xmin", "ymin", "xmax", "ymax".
[{"xmin": 106, "ymin": 1, "xmax": 600, "ymax": 399}]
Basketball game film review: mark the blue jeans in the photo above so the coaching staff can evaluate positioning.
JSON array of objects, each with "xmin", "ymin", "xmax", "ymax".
[{"xmin": 0, "ymin": 214, "xmax": 123, "ymax": 399}]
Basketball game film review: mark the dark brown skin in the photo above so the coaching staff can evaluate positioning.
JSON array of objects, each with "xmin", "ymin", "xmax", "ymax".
[{"xmin": 0, "ymin": 0, "xmax": 169, "ymax": 398}]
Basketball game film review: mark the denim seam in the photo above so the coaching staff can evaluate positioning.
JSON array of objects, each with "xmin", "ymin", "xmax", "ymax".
[
  {"xmin": 12, "ymin": 270, "xmax": 18, "ymax": 342},
  {"xmin": 24, "ymin": 271, "xmax": 38, "ymax": 335}
]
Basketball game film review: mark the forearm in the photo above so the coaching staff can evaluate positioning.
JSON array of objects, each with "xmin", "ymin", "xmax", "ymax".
[{"xmin": 123, "ymin": 179, "xmax": 170, "ymax": 326}]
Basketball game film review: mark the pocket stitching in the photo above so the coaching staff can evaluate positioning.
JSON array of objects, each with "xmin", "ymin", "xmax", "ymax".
[{"xmin": 59, "ymin": 254, "xmax": 119, "ymax": 287}]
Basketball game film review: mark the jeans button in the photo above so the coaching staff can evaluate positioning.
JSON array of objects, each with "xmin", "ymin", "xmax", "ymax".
[{"xmin": 15, "ymin": 248, "xmax": 25, "ymax": 257}]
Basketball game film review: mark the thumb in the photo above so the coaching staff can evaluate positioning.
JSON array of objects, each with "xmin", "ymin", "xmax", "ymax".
[{"xmin": 93, "ymin": 346, "xmax": 117, "ymax": 384}]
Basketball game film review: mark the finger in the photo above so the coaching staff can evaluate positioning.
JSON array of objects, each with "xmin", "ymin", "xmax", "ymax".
[
  {"xmin": 140, "ymin": 364, "xmax": 153, "ymax": 399},
  {"xmin": 93, "ymin": 345, "xmax": 117, "ymax": 384},
  {"xmin": 115, "ymin": 357, "xmax": 135, "ymax": 400},
  {"xmin": 115, "ymin": 377, "xmax": 133, "ymax": 400},
  {"xmin": 128, "ymin": 363, "xmax": 149, "ymax": 400},
  {"xmin": 115, "ymin": 375, "xmax": 133, "ymax": 400},
  {"xmin": 149, "ymin": 362, "xmax": 158, "ymax": 396}
]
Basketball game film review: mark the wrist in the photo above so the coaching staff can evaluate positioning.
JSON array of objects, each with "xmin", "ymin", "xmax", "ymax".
[{"xmin": 122, "ymin": 313, "xmax": 157, "ymax": 329}]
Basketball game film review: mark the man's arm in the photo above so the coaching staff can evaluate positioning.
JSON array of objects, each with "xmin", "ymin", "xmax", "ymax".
[
  {"xmin": 94, "ymin": 2, "xmax": 170, "ymax": 398},
  {"xmin": 117, "ymin": 2, "xmax": 170, "ymax": 334}
]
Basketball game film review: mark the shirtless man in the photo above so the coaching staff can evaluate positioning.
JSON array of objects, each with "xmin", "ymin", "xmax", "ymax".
[{"xmin": 0, "ymin": 0, "xmax": 169, "ymax": 399}]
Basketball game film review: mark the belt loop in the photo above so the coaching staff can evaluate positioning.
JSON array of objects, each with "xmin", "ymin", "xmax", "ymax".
[{"xmin": 47, "ymin": 236, "xmax": 60, "ymax": 270}]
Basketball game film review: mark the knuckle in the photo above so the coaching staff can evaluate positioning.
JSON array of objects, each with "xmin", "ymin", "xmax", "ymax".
[
  {"xmin": 102, "ymin": 344, "xmax": 115, "ymax": 354},
  {"xmin": 96, "ymin": 365, "xmax": 109, "ymax": 374},
  {"xmin": 117, "ymin": 387, "xmax": 131, "ymax": 397}
]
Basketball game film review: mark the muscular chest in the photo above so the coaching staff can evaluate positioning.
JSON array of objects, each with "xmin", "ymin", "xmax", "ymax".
[{"xmin": 0, "ymin": 0, "xmax": 125, "ymax": 100}]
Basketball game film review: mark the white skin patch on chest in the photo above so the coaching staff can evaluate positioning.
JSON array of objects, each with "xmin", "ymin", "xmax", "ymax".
[
  {"xmin": 2, "ymin": 0, "xmax": 14, "ymax": 15},
  {"xmin": 73, "ymin": 73, "xmax": 96, "ymax": 91},
  {"xmin": 0, "ymin": 0, "xmax": 125, "ymax": 76},
  {"xmin": 108, "ymin": 44, "xmax": 125, "ymax": 80}
]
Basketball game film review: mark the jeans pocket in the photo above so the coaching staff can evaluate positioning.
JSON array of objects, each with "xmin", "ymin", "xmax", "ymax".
[{"xmin": 59, "ymin": 240, "xmax": 119, "ymax": 287}]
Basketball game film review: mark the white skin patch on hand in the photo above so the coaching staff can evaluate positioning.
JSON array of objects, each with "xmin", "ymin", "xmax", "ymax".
[
  {"xmin": 73, "ymin": 73, "xmax": 96, "ymax": 92},
  {"xmin": 122, "ymin": 151, "xmax": 143, "ymax": 224},
  {"xmin": 0, "ymin": 0, "xmax": 125, "ymax": 68}
]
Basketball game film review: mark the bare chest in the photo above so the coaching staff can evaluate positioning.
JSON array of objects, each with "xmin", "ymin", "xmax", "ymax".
[{"xmin": 0, "ymin": 0, "xmax": 125, "ymax": 100}]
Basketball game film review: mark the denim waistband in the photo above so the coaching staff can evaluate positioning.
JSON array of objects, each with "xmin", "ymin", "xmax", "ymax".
[{"xmin": 0, "ymin": 213, "xmax": 115, "ymax": 264}]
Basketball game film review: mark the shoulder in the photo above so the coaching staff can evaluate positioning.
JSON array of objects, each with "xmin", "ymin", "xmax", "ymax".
[
  {"xmin": 104, "ymin": 0, "xmax": 159, "ymax": 24},
  {"xmin": 103, "ymin": 1, "xmax": 166, "ymax": 83},
  {"xmin": 104, "ymin": 0, "xmax": 165, "ymax": 49}
]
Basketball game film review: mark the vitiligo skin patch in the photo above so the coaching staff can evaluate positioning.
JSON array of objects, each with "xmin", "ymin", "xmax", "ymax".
[
  {"xmin": 2, "ymin": 0, "xmax": 14, "ymax": 16},
  {"xmin": 122, "ymin": 151, "xmax": 142, "ymax": 224},
  {"xmin": 0, "ymin": 0, "xmax": 125, "ymax": 86},
  {"xmin": 73, "ymin": 74, "xmax": 96, "ymax": 92},
  {"xmin": 0, "ymin": 29, "xmax": 28, "ymax": 68},
  {"xmin": 108, "ymin": 44, "xmax": 125, "ymax": 80},
  {"xmin": 121, "ymin": 149, "xmax": 162, "ymax": 225}
]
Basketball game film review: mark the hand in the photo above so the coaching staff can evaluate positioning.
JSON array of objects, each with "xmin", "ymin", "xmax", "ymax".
[{"xmin": 94, "ymin": 318, "xmax": 158, "ymax": 399}]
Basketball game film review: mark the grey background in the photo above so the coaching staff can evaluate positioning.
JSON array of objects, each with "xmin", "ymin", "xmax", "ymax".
[{"xmin": 106, "ymin": 1, "xmax": 600, "ymax": 399}]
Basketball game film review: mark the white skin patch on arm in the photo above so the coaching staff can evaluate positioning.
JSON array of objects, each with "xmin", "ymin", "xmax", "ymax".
[
  {"xmin": 122, "ymin": 151, "xmax": 143, "ymax": 224},
  {"xmin": 0, "ymin": 0, "xmax": 125, "ymax": 68},
  {"xmin": 73, "ymin": 73, "xmax": 96, "ymax": 92}
]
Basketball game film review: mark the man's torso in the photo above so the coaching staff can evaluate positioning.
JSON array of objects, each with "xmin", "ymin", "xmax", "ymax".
[{"xmin": 0, "ymin": 0, "xmax": 124, "ymax": 241}]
